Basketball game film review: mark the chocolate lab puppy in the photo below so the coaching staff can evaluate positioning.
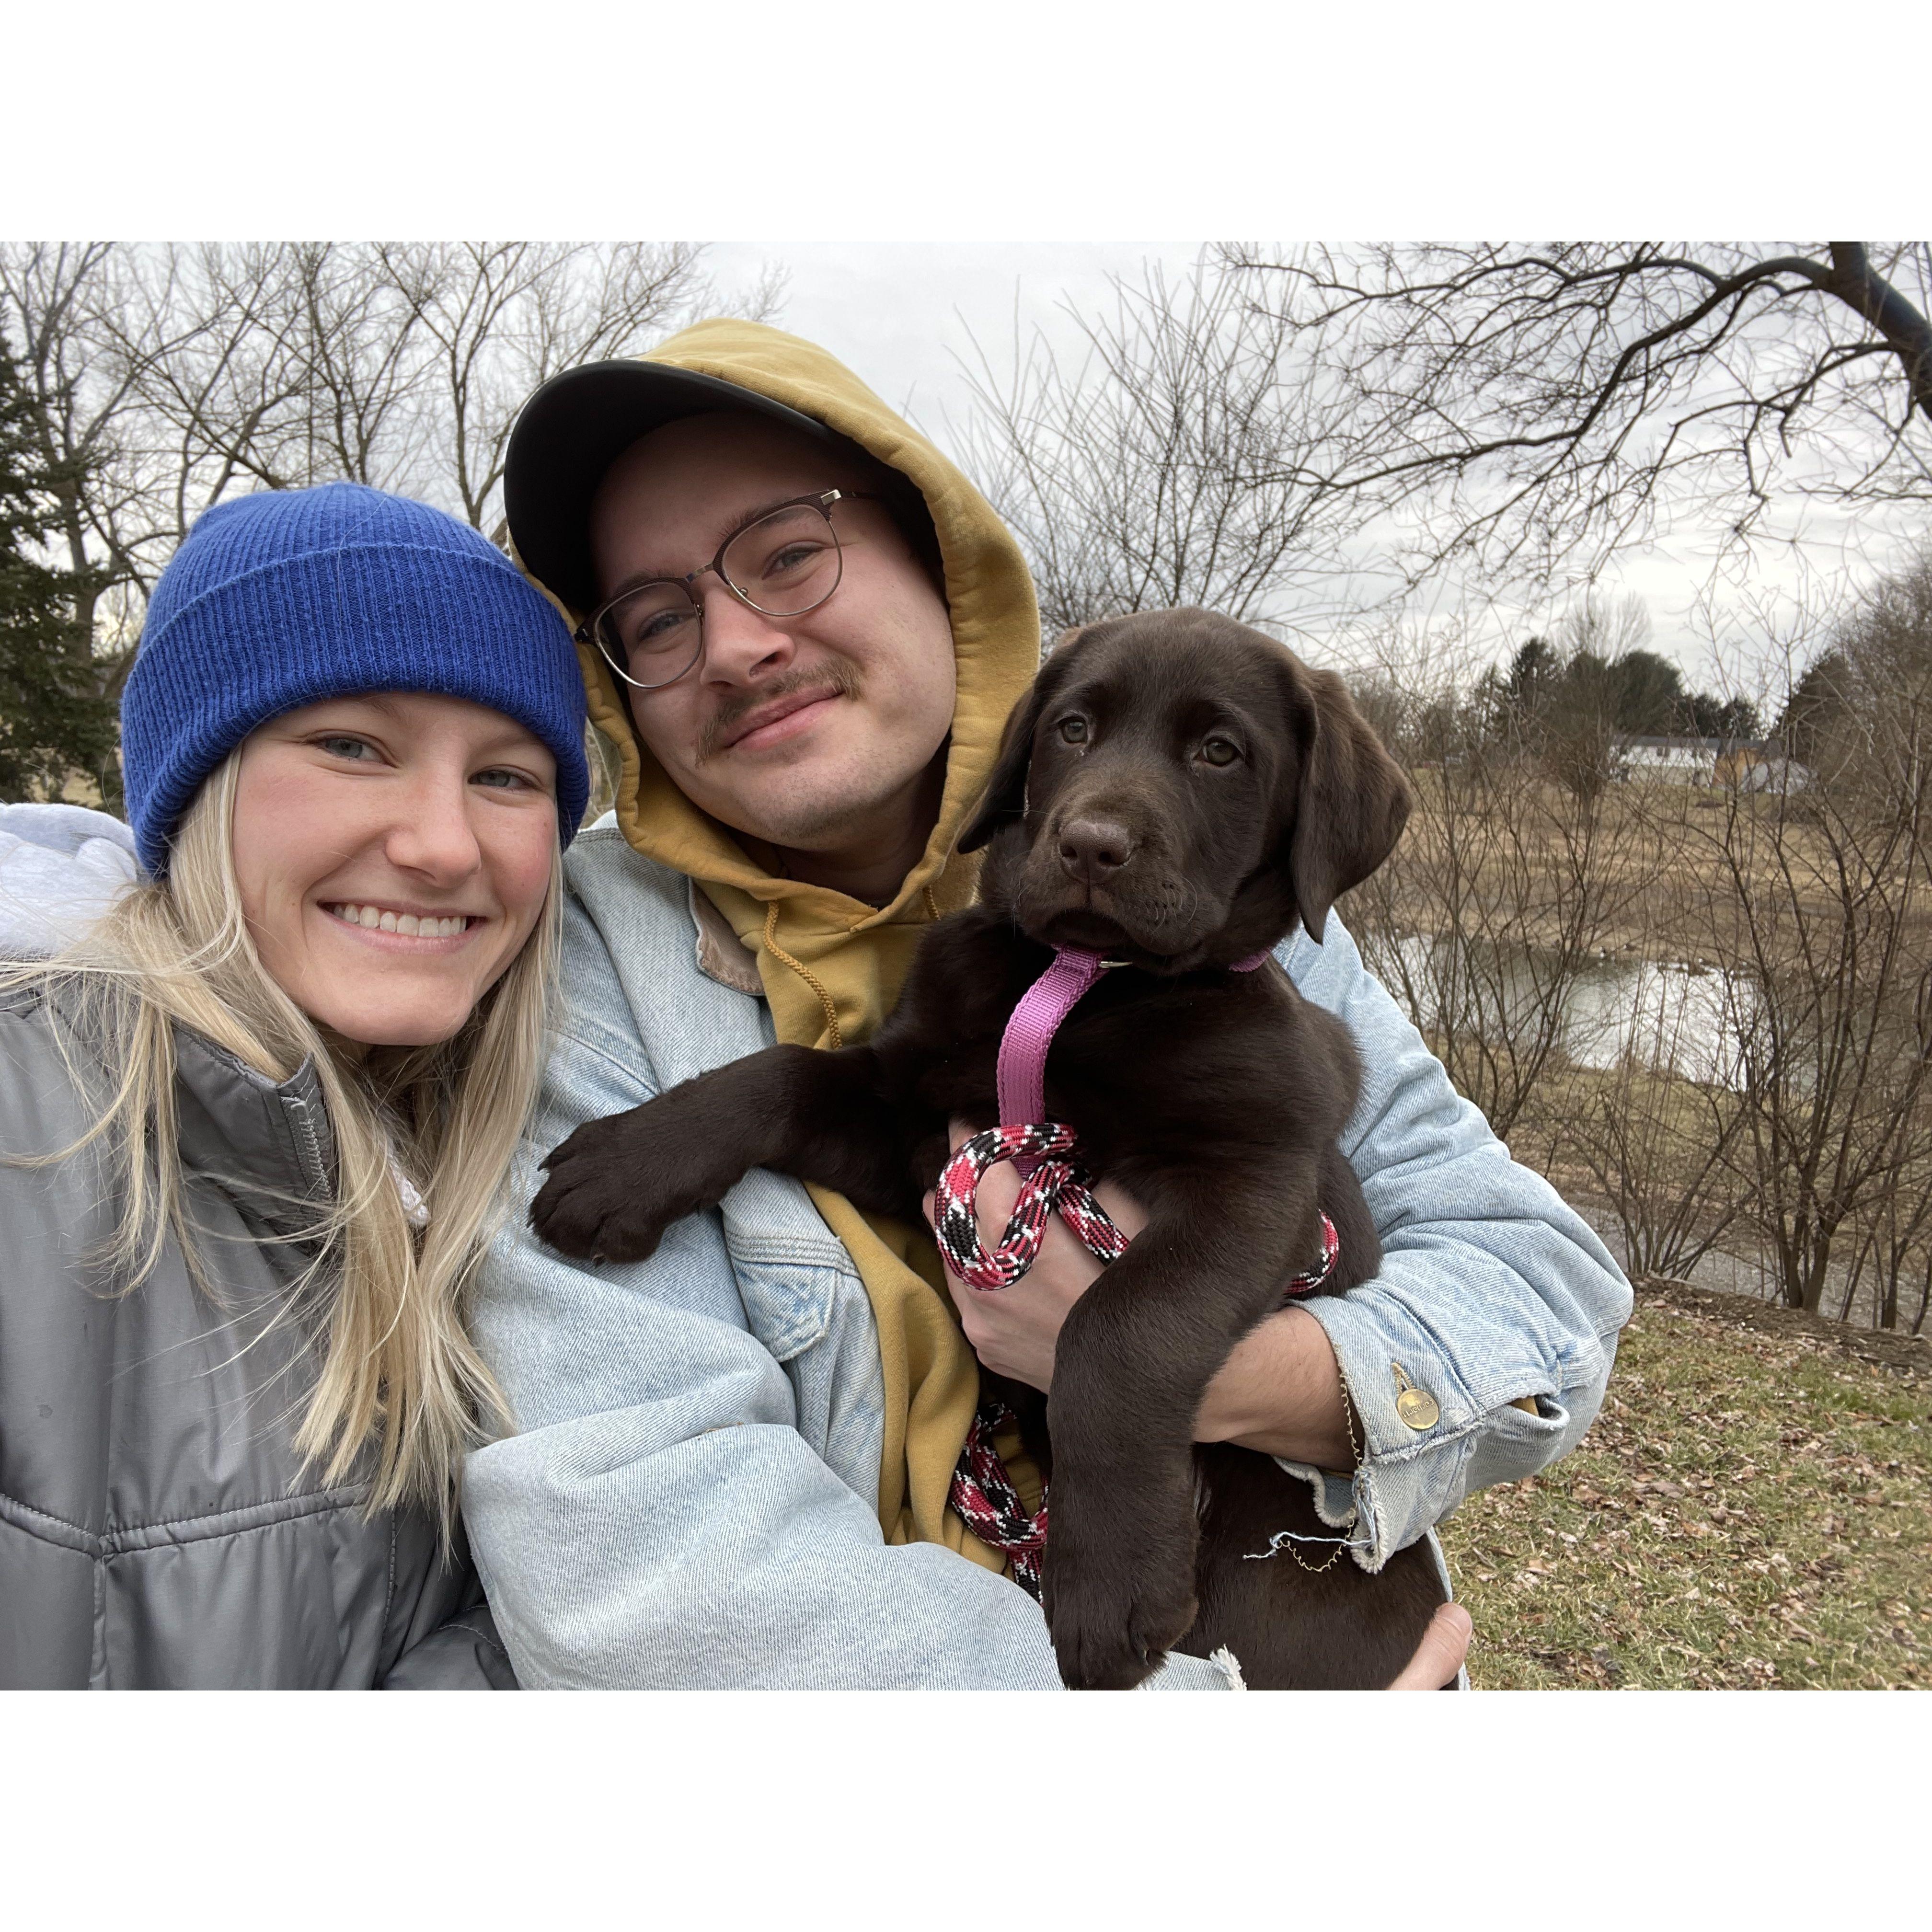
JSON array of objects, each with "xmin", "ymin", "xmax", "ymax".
[{"xmin": 532, "ymin": 608, "xmax": 1448, "ymax": 1689}]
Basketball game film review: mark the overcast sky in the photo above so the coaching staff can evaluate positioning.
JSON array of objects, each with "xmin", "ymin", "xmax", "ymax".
[
  {"xmin": 708, "ymin": 242, "xmax": 1922, "ymax": 699},
  {"xmin": 711, "ymin": 242, "xmax": 1198, "ymax": 432}
]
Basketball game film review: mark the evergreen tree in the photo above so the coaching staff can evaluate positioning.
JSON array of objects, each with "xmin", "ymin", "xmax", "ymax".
[
  {"xmin": 0, "ymin": 341, "xmax": 117, "ymax": 802},
  {"xmin": 1683, "ymin": 691, "xmax": 1761, "ymax": 742},
  {"xmin": 1602, "ymin": 647, "xmax": 1686, "ymax": 737},
  {"xmin": 1775, "ymin": 651, "xmax": 1850, "ymax": 765}
]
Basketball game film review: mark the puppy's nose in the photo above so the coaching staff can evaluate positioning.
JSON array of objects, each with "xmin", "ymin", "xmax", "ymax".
[{"xmin": 1058, "ymin": 818, "xmax": 1135, "ymax": 885}]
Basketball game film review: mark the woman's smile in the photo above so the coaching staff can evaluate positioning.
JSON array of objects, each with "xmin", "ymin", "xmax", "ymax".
[{"xmin": 320, "ymin": 900, "xmax": 484, "ymax": 944}]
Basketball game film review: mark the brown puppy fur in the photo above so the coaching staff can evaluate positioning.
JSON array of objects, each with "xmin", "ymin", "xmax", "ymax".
[{"xmin": 532, "ymin": 609, "xmax": 1447, "ymax": 1688}]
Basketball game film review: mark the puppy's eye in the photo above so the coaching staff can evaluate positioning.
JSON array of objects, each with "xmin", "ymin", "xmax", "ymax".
[
  {"xmin": 1198, "ymin": 736, "xmax": 1241, "ymax": 767},
  {"xmin": 1057, "ymin": 717, "xmax": 1089, "ymax": 746}
]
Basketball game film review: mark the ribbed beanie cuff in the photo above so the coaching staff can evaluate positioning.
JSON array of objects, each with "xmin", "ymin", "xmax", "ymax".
[{"xmin": 122, "ymin": 483, "xmax": 589, "ymax": 876}]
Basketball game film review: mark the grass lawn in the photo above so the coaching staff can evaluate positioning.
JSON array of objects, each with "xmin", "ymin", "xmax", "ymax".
[{"xmin": 1440, "ymin": 1279, "xmax": 1930, "ymax": 1689}]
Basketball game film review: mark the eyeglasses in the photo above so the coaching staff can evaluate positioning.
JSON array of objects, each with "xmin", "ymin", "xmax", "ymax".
[{"xmin": 578, "ymin": 489, "xmax": 882, "ymax": 692}]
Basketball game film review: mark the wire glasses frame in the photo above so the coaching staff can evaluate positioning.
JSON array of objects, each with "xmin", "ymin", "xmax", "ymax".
[{"xmin": 577, "ymin": 488, "xmax": 881, "ymax": 691}]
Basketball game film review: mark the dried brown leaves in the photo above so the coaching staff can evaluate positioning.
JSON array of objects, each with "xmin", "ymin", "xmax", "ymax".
[{"xmin": 1441, "ymin": 1285, "xmax": 1931, "ymax": 1689}]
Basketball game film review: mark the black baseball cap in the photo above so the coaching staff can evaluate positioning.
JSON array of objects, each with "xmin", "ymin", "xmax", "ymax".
[{"xmin": 504, "ymin": 359, "xmax": 845, "ymax": 615}]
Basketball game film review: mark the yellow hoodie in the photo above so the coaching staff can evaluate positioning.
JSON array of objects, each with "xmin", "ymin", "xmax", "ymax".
[{"xmin": 548, "ymin": 318, "xmax": 1044, "ymax": 1568}]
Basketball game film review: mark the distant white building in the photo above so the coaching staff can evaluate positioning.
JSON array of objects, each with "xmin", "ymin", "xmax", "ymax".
[
  {"xmin": 1610, "ymin": 735, "xmax": 1812, "ymax": 792},
  {"xmin": 1612, "ymin": 735, "xmax": 1727, "ymax": 784}
]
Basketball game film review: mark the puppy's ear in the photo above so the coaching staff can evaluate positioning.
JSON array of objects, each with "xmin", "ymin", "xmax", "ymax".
[
  {"xmin": 1282, "ymin": 661, "xmax": 1412, "ymax": 943},
  {"xmin": 959, "ymin": 677, "xmax": 1050, "ymax": 852}
]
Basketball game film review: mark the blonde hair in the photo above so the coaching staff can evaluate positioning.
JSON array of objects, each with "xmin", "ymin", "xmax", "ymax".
[{"xmin": 8, "ymin": 753, "xmax": 560, "ymax": 1531}]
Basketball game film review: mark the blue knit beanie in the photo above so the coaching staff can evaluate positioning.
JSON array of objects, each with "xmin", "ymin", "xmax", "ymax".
[{"xmin": 121, "ymin": 482, "xmax": 590, "ymax": 876}]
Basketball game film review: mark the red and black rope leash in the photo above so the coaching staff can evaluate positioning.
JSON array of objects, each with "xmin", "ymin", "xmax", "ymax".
[
  {"xmin": 934, "ymin": 942, "xmax": 1344, "ymax": 1594},
  {"xmin": 941, "ymin": 1128, "xmax": 1341, "ymax": 1598}
]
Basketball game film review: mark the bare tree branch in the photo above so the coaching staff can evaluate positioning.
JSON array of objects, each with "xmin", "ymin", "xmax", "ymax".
[{"xmin": 1216, "ymin": 242, "xmax": 1932, "ymax": 591}]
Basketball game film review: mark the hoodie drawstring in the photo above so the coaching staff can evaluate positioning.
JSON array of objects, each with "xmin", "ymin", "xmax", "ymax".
[
  {"xmin": 758, "ymin": 886, "xmax": 947, "ymax": 1053},
  {"xmin": 762, "ymin": 900, "xmax": 844, "ymax": 1050}
]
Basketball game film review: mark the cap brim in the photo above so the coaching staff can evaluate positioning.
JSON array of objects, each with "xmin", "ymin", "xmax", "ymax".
[{"xmin": 504, "ymin": 359, "xmax": 840, "ymax": 614}]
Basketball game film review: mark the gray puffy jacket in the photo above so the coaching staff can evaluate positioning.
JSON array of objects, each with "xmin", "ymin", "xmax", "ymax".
[{"xmin": 0, "ymin": 980, "xmax": 517, "ymax": 1689}]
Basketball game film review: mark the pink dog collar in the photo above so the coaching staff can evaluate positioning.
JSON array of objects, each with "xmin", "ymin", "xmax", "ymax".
[
  {"xmin": 994, "ymin": 946, "xmax": 1270, "ymax": 1158},
  {"xmin": 934, "ymin": 943, "xmax": 1339, "ymax": 1297}
]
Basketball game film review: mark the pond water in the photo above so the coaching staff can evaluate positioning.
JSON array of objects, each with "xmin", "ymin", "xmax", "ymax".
[{"xmin": 1369, "ymin": 934, "xmax": 1756, "ymax": 1088}]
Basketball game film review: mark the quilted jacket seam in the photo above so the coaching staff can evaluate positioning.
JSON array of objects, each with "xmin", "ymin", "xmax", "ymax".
[
  {"xmin": 383, "ymin": 1515, "xmax": 399, "ymax": 1633},
  {"xmin": 0, "ymin": 1480, "xmax": 369, "ymax": 1557},
  {"xmin": 0, "ymin": 1485, "xmax": 95, "ymax": 1550}
]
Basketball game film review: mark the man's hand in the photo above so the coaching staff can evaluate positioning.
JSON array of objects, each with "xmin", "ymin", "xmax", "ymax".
[
  {"xmin": 922, "ymin": 1118, "xmax": 1355, "ymax": 1467},
  {"xmin": 923, "ymin": 1120, "xmax": 1148, "ymax": 1390},
  {"xmin": 1389, "ymin": 1602, "xmax": 1472, "ymax": 1689}
]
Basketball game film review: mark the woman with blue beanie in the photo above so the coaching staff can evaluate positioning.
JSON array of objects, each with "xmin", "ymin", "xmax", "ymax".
[{"xmin": 0, "ymin": 481, "xmax": 588, "ymax": 1688}]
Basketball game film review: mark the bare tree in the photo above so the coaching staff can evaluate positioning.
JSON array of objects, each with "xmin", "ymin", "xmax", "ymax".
[
  {"xmin": 1697, "ymin": 650, "xmax": 1932, "ymax": 1315},
  {"xmin": 0, "ymin": 238, "xmax": 775, "ymax": 783},
  {"xmin": 1746, "ymin": 557, "xmax": 1932, "ymax": 1321},
  {"xmin": 1837, "ymin": 1159, "xmax": 1932, "ymax": 1333},
  {"xmin": 956, "ymin": 245, "xmax": 1932, "ymax": 632},
  {"xmin": 99, "ymin": 241, "xmax": 751, "ymax": 535},
  {"xmin": 376, "ymin": 242, "xmax": 756, "ymax": 529},
  {"xmin": 1558, "ymin": 592, "xmax": 1655, "ymax": 665},
  {"xmin": 952, "ymin": 256, "xmax": 1369, "ymax": 638},
  {"xmin": 1217, "ymin": 242, "xmax": 1932, "ymax": 592}
]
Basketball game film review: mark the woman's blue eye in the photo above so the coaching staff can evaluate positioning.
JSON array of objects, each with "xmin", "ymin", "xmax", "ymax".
[
  {"xmin": 319, "ymin": 735, "xmax": 377, "ymax": 760},
  {"xmin": 472, "ymin": 768, "xmax": 532, "ymax": 791}
]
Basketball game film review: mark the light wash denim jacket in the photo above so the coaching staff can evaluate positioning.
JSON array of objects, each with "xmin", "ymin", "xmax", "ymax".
[{"xmin": 463, "ymin": 821, "xmax": 1633, "ymax": 1689}]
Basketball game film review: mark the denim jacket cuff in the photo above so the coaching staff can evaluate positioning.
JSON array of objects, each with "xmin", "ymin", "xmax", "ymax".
[
  {"xmin": 1142, "ymin": 1648, "xmax": 1246, "ymax": 1690},
  {"xmin": 1286, "ymin": 1293, "xmax": 1487, "ymax": 1570},
  {"xmin": 1279, "ymin": 1289, "xmax": 1613, "ymax": 1569}
]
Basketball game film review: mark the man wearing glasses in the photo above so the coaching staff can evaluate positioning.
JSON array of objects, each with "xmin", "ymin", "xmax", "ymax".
[{"xmin": 463, "ymin": 320, "xmax": 1630, "ymax": 1689}]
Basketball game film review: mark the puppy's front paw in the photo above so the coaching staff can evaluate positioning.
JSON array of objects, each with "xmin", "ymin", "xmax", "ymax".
[
  {"xmin": 1041, "ymin": 1490, "xmax": 1198, "ymax": 1691},
  {"xmin": 529, "ymin": 1102, "xmax": 738, "ymax": 1263}
]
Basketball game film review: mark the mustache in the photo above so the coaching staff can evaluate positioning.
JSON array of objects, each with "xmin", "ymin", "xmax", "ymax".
[{"xmin": 696, "ymin": 661, "xmax": 864, "ymax": 763}]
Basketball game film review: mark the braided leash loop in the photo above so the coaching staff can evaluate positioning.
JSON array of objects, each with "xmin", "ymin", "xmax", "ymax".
[
  {"xmin": 947, "ymin": 1398, "xmax": 1048, "ymax": 1598},
  {"xmin": 933, "ymin": 1123, "xmax": 1130, "ymax": 1289}
]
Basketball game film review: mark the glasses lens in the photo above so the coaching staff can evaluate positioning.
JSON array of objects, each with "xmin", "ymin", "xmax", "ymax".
[
  {"xmin": 598, "ymin": 581, "xmax": 702, "ymax": 688},
  {"xmin": 721, "ymin": 501, "xmax": 843, "ymax": 616}
]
